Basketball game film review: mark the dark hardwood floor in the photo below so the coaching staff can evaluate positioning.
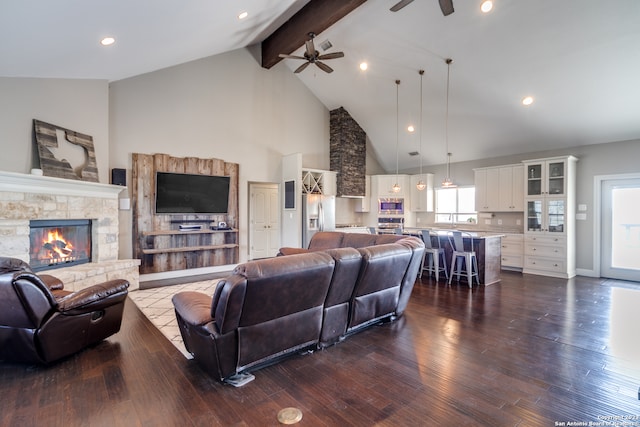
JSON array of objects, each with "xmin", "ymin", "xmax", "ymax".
[{"xmin": 2, "ymin": 272, "xmax": 640, "ymax": 426}]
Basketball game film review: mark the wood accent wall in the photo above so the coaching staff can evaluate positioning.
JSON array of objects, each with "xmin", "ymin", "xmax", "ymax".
[{"xmin": 132, "ymin": 153, "xmax": 239, "ymax": 274}]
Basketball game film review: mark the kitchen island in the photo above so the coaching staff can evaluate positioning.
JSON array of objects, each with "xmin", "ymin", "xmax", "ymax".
[{"xmin": 402, "ymin": 228, "xmax": 504, "ymax": 286}]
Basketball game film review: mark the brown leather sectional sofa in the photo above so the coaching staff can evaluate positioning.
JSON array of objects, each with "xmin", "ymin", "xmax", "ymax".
[{"xmin": 172, "ymin": 231, "xmax": 424, "ymax": 382}]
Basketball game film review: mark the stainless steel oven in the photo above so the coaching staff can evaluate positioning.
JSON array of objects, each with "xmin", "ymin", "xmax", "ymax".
[
  {"xmin": 377, "ymin": 217, "xmax": 404, "ymax": 230},
  {"xmin": 378, "ymin": 198, "xmax": 404, "ymax": 215}
]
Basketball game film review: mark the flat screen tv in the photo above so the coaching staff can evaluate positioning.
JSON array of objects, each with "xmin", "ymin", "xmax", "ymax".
[{"xmin": 155, "ymin": 172, "xmax": 230, "ymax": 214}]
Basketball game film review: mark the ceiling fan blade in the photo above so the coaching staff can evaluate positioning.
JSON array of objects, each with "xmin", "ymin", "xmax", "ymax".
[
  {"xmin": 294, "ymin": 62, "xmax": 311, "ymax": 73},
  {"xmin": 317, "ymin": 52, "xmax": 344, "ymax": 60},
  {"xmin": 315, "ymin": 61, "xmax": 334, "ymax": 73},
  {"xmin": 279, "ymin": 54, "xmax": 307, "ymax": 60},
  {"xmin": 305, "ymin": 39, "xmax": 316, "ymax": 58},
  {"xmin": 439, "ymin": 0, "xmax": 454, "ymax": 16},
  {"xmin": 390, "ymin": 0, "xmax": 414, "ymax": 12}
]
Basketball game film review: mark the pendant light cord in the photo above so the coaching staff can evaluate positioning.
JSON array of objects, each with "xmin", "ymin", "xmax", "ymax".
[
  {"xmin": 419, "ymin": 70, "xmax": 424, "ymax": 177},
  {"xmin": 395, "ymin": 79, "xmax": 400, "ymax": 184},
  {"xmin": 445, "ymin": 58, "xmax": 451, "ymax": 165}
]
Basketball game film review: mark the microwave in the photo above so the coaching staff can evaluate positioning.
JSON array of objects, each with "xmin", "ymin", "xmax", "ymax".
[{"xmin": 378, "ymin": 198, "xmax": 404, "ymax": 215}]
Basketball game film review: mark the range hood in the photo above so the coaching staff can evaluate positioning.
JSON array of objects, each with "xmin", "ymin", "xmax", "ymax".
[{"xmin": 330, "ymin": 107, "xmax": 366, "ymax": 198}]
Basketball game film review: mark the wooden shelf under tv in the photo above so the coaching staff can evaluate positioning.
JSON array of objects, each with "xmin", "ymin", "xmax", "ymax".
[
  {"xmin": 141, "ymin": 243, "xmax": 238, "ymax": 255},
  {"xmin": 138, "ymin": 228, "xmax": 239, "ymax": 265},
  {"xmin": 142, "ymin": 229, "xmax": 238, "ymax": 236}
]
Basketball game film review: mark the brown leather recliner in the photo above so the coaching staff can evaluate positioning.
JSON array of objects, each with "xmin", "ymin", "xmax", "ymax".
[{"xmin": 0, "ymin": 257, "xmax": 129, "ymax": 364}]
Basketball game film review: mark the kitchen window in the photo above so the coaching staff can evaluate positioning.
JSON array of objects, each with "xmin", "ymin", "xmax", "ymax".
[{"xmin": 435, "ymin": 186, "xmax": 477, "ymax": 224}]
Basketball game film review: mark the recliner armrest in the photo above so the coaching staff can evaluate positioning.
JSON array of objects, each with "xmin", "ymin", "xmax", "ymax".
[
  {"xmin": 57, "ymin": 279, "xmax": 129, "ymax": 313},
  {"xmin": 39, "ymin": 274, "xmax": 64, "ymax": 291},
  {"xmin": 172, "ymin": 291, "xmax": 214, "ymax": 326}
]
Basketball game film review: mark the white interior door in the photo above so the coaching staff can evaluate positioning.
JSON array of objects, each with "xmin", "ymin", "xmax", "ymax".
[
  {"xmin": 249, "ymin": 183, "xmax": 280, "ymax": 260},
  {"xmin": 601, "ymin": 177, "xmax": 640, "ymax": 281}
]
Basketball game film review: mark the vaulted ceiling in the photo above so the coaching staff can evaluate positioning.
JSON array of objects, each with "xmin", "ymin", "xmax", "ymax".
[{"xmin": 2, "ymin": 0, "xmax": 640, "ymax": 172}]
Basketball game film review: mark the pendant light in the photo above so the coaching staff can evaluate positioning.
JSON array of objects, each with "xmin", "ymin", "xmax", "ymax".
[
  {"xmin": 415, "ymin": 69, "xmax": 426, "ymax": 191},
  {"xmin": 392, "ymin": 79, "xmax": 401, "ymax": 193},
  {"xmin": 442, "ymin": 58, "xmax": 456, "ymax": 188}
]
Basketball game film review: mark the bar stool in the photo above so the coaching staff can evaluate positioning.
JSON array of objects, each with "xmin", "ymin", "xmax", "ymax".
[
  {"xmin": 448, "ymin": 231, "xmax": 479, "ymax": 288},
  {"xmin": 419, "ymin": 229, "xmax": 448, "ymax": 281}
]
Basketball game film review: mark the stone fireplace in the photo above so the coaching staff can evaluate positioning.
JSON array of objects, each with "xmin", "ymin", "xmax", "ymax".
[{"xmin": 0, "ymin": 170, "xmax": 139, "ymax": 291}]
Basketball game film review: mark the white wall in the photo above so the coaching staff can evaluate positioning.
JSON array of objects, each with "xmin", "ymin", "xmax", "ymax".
[
  {"xmin": 0, "ymin": 77, "xmax": 110, "ymax": 182},
  {"xmin": 109, "ymin": 48, "xmax": 330, "ymax": 262}
]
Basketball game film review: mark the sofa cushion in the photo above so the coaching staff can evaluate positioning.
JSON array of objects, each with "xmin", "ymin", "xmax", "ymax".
[
  {"xmin": 341, "ymin": 233, "xmax": 401, "ymax": 248},
  {"xmin": 307, "ymin": 231, "xmax": 345, "ymax": 251}
]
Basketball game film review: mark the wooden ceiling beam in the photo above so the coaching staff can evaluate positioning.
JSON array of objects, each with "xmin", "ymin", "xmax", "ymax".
[{"xmin": 261, "ymin": 0, "xmax": 367, "ymax": 70}]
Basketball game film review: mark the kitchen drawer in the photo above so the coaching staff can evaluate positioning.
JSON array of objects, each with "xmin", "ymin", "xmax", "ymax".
[
  {"xmin": 524, "ymin": 257, "xmax": 565, "ymax": 273},
  {"xmin": 501, "ymin": 254, "xmax": 523, "ymax": 269},
  {"xmin": 501, "ymin": 242, "xmax": 523, "ymax": 255},
  {"xmin": 501, "ymin": 234, "xmax": 524, "ymax": 256},
  {"xmin": 525, "ymin": 235, "xmax": 565, "ymax": 246},
  {"xmin": 524, "ymin": 243, "xmax": 565, "ymax": 257},
  {"xmin": 502, "ymin": 233, "xmax": 524, "ymax": 243}
]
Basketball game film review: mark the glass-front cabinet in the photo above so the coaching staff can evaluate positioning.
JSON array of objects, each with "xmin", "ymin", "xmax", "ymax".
[
  {"xmin": 526, "ymin": 198, "xmax": 565, "ymax": 233},
  {"xmin": 522, "ymin": 155, "xmax": 578, "ymax": 279},
  {"xmin": 526, "ymin": 159, "xmax": 567, "ymax": 196}
]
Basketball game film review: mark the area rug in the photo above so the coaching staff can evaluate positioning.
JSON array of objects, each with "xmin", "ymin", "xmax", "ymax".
[{"xmin": 128, "ymin": 280, "xmax": 220, "ymax": 358}]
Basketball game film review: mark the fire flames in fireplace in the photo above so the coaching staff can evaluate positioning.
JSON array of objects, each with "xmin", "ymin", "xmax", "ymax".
[
  {"xmin": 42, "ymin": 229, "xmax": 75, "ymax": 260},
  {"xmin": 29, "ymin": 219, "xmax": 92, "ymax": 271}
]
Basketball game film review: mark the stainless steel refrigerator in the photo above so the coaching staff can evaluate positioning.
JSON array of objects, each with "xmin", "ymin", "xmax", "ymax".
[{"xmin": 302, "ymin": 194, "xmax": 335, "ymax": 248}]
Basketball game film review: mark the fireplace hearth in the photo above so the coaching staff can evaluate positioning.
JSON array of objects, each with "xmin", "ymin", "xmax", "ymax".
[{"xmin": 29, "ymin": 219, "xmax": 92, "ymax": 271}]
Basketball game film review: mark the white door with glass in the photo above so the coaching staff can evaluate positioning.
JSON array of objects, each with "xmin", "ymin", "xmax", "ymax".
[{"xmin": 601, "ymin": 178, "xmax": 640, "ymax": 281}]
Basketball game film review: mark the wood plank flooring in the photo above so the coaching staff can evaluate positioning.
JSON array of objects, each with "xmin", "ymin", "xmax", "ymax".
[{"xmin": 2, "ymin": 272, "xmax": 640, "ymax": 426}]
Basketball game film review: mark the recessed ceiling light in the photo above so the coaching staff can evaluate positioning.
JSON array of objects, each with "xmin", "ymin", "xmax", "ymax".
[
  {"xmin": 481, "ymin": 1, "xmax": 493, "ymax": 13},
  {"xmin": 407, "ymin": 125, "xmax": 415, "ymax": 133},
  {"xmin": 100, "ymin": 37, "xmax": 115, "ymax": 46},
  {"xmin": 522, "ymin": 96, "xmax": 534, "ymax": 106},
  {"xmin": 359, "ymin": 62, "xmax": 368, "ymax": 71},
  {"xmin": 238, "ymin": 11, "xmax": 248, "ymax": 20}
]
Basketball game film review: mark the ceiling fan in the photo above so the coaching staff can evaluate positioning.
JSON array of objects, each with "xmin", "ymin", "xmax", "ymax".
[
  {"xmin": 390, "ymin": 0, "xmax": 454, "ymax": 16},
  {"xmin": 278, "ymin": 32, "xmax": 344, "ymax": 74}
]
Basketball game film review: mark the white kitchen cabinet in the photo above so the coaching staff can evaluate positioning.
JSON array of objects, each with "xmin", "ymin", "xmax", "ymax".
[
  {"xmin": 372, "ymin": 174, "xmax": 410, "ymax": 198},
  {"xmin": 498, "ymin": 165, "xmax": 524, "ymax": 211},
  {"xmin": 500, "ymin": 233, "xmax": 523, "ymax": 270},
  {"xmin": 355, "ymin": 175, "xmax": 371, "ymax": 213},
  {"xmin": 410, "ymin": 173, "xmax": 434, "ymax": 212},
  {"xmin": 522, "ymin": 155, "xmax": 577, "ymax": 278},
  {"xmin": 524, "ymin": 157, "xmax": 574, "ymax": 197},
  {"xmin": 475, "ymin": 165, "xmax": 524, "ymax": 212},
  {"xmin": 474, "ymin": 167, "xmax": 500, "ymax": 211}
]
